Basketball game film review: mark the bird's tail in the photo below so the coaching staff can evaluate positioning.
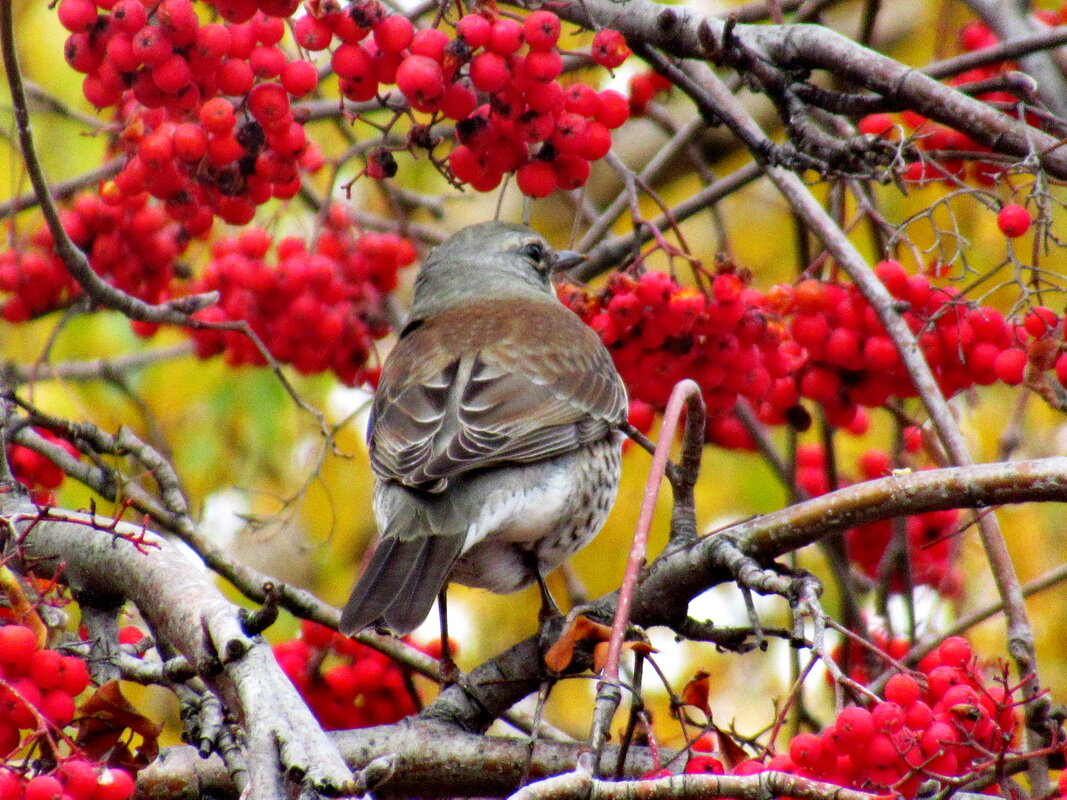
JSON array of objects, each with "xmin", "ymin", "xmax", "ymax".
[{"xmin": 339, "ymin": 531, "xmax": 464, "ymax": 636}]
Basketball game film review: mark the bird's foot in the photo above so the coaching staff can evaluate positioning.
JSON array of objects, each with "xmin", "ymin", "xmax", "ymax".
[
  {"xmin": 539, "ymin": 605, "xmax": 604, "ymax": 673},
  {"xmin": 439, "ymin": 650, "xmax": 462, "ymax": 688}
]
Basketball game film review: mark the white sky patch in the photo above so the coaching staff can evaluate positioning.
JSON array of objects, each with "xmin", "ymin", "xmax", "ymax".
[
  {"xmin": 201, "ymin": 488, "xmax": 251, "ymax": 552},
  {"xmin": 327, "ymin": 384, "xmax": 375, "ymax": 445}
]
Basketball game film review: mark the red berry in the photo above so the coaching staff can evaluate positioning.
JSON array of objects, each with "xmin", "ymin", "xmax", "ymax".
[
  {"xmin": 410, "ymin": 28, "xmax": 449, "ymax": 61},
  {"xmin": 332, "ymin": 43, "xmax": 374, "ymax": 80},
  {"xmin": 214, "ymin": 0, "xmax": 257, "ymax": 22},
  {"xmin": 1055, "ymin": 352, "xmax": 1067, "ymax": 387},
  {"xmin": 591, "ymin": 28, "xmax": 630, "ymax": 68},
  {"xmin": 24, "ymin": 775, "xmax": 63, "ymax": 800},
  {"xmin": 684, "ymin": 755, "xmax": 724, "ymax": 775},
  {"xmin": 395, "ymin": 55, "xmax": 445, "ymax": 112},
  {"xmin": 60, "ymin": 760, "xmax": 99, "ymax": 800},
  {"xmin": 57, "ymin": 0, "xmax": 98, "ymax": 32},
  {"xmin": 247, "ymin": 82, "xmax": 291, "ymax": 129},
  {"xmin": 596, "ymin": 90, "xmax": 629, "ymax": 128},
  {"xmin": 281, "ymin": 60, "xmax": 319, "ymax": 97},
  {"xmin": 250, "ymin": 44, "xmax": 287, "ymax": 78},
  {"xmin": 456, "ymin": 14, "xmax": 491, "ymax": 48},
  {"xmin": 834, "ymin": 705, "xmax": 875, "ymax": 747},
  {"xmin": 524, "ymin": 11, "xmax": 561, "ymax": 50},
  {"xmin": 870, "ymin": 701, "xmax": 905, "ymax": 733},
  {"xmin": 997, "ymin": 204, "xmax": 1031, "ymax": 238},
  {"xmin": 374, "ymin": 15, "xmax": 414, "ymax": 53},
  {"xmin": 488, "ymin": 18, "xmax": 524, "ymax": 55},
  {"xmin": 251, "ymin": 11, "xmax": 285, "ymax": 45},
  {"xmin": 523, "ymin": 50, "xmax": 562, "ymax": 82},
  {"xmin": 1024, "ymin": 306, "xmax": 1058, "ymax": 337},
  {"xmin": 217, "ymin": 58, "xmax": 255, "ymax": 94},
  {"xmin": 884, "ymin": 673, "xmax": 921, "ymax": 706},
  {"xmin": 199, "ymin": 98, "xmax": 236, "ymax": 134},
  {"xmin": 789, "ymin": 732, "xmax": 828, "ymax": 769},
  {"xmin": 0, "ymin": 625, "xmax": 38, "ymax": 669},
  {"xmin": 0, "ymin": 768, "xmax": 23, "ymax": 798},
  {"xmin": 440, "ymin": 81, "xmax": 476, "ymax": 120},
  {"xmin": 937, "ymin": 635, "xmax": 973, "ymax": 668},
  {"xmin": 57, "ymin": 655, "xmax": 91, "ymax": 696},
  {"xmin": 469, "ymin": 52, "xmax": 510, "ymax": 92},
  {"xmin": 553, "ymin": 154, "xmax": 590, "ymax": 190},
  {"xmin": 994, "ymin": 348, "xmax": 1027, "ymax": 385},
  {"xmin": 92, "ymin": 769, "xmax": 135, "ymax": 800},
  {"xmin": 39, "ymin": 689, "xmax": 76, "ymax": 727},
  {"xmin": 516, "ymin": 160, "xmax": 556, "ymax": 198},
  {"xmin": 29, "ymin": 649, "xmax": 64, "ymax": 690},
  {"xmin": 294, "ymin": 15, "xmax": 333, "ymax": 50}
]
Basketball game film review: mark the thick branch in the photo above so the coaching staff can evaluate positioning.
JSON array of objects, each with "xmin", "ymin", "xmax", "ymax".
[
  {"xmin": 0, "ymin": 497, "xmax": 354, "ymax": 798},
  {"xmin": 426, "ymin": 458, "xmax": 1067, "ymax": 731},
  {"xmin": 528, "ymin": 0, "xmax": 1067, "ymax": 179},
  {"xmin": 138, "ymin": 723, "xmax": 663, "ymax": 799}
]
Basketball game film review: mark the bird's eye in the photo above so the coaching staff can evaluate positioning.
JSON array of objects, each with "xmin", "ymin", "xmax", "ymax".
[{"xmin": 519, "ymin": 241, "xmax": 548, "ymax": 264}]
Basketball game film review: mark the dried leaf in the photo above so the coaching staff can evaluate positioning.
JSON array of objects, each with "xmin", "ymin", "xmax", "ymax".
[
  {"xmin": 681, "ymin": 671, "xmax": 710, "ymax": 714},
  {"xmin": 543, "ymin": 616, "xmax": 612, "ymax": 672},
  {"xmin": 75, "ymin": 680, "xmax": 161, "ymax": 771},
  {"xmin": 592, "ymin": 639, "xmax": 657, "ymax": 672},
  {"xmin": 716, "ymin": 727, "xmax": 750, "ymax": 768}
]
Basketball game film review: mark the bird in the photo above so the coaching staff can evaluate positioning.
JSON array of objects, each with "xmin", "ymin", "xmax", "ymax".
[{"xmin": 339, "ymin": 221, "xmax": 627, "ymax": 637}]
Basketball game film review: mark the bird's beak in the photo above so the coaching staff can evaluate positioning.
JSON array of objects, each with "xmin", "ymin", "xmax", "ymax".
[{"xmin": 551, "ymin": 250, "xmax": 587, "ymax": 274}]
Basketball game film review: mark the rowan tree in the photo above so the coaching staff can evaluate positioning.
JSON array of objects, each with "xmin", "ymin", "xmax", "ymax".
[{"xmin": 1, "ymin": 0, "xmax": 1067, "ymax": 798}]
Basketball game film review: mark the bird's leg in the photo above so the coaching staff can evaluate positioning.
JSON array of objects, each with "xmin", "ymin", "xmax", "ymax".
[
  {"xmin": 436, "ymin": 588, "xmax": 461, "ymax": 688},
  {"xmin": 520, "ymin": 548, "xmax": 567, "ymax": 659},
  {"xmin": 534, "ymin": 570, "xmax": 563, "ymax": 626}
]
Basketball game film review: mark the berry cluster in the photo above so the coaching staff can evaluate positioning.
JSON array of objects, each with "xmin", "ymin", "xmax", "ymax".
[
  {"xmin": 768, "ymin": 260, "xmax": 1022, "ymax": 428},
  {"xmin": 781, "ymin": 637, "xmax": 1019, "ymax": 798},
  {"xmin": 6, "ymin": 429, "xmax": 81, "ymax": 505},
  {"xmin": 566, "ymin": 258, "xmax": 1055, "ymax": 450},
  {"xmin": 434, "ymin": 12, "xmax": 630, "ymax": 197},
  {"xmin": 665, "ymin": 637, "xmax": 1020, "ymax": 799},
  {"xmin": 59, "ymin": 0, "xmax": 323, "ymax": 229},
  {"xmin": 795, "ymin": 443, "xmax": 962, "ymax": 597},
  {"xmin": 0, "ymin": 762, "xmax": 134, "ymax": 800},
  {"xmin": 273, "ymin": 620, "xmax": 424, "ymax": 730},
  {"xmin": 188, "ymin": 207, "xmax": 415, "ymax": 384},
  {"xmin": 0, "ymin": 192, "xmax": 188, "ymax": 322},
  {"xmin": 559, "ymin": 268, "xmax": 803, "ymax": 448},
  {"xmin": 0, "ymin": 625, "xmax": 134, "ymax": 800}
]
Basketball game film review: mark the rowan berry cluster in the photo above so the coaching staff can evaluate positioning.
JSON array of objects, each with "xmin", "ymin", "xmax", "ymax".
[
  {"xmin": 559, "ymin": 268, "xmax": 803, "ymax": 448},
  {"xmin": 669, "ymin": 637, "xmax": 1021, "ymax": 799},
  {"xmin": 5, "ymin": 430, "xmax": 81, "ymax": 505},
  {"xmin": 0, "ymin": 192, "xmax": 188, "ymax": 322},
  {"xmin": 435, "ymin": 12, "xmax": 630, "ymax": 197},
  {"xmin": 769, "ymin": 260, "xmax": 1021, "ymax": 428},
  {"xmin": 59, "ymin": 0, "xmax": 323, "ymax": 229},
  {"xmin": 188, "ymin": 207, "xmax": 416, "ymax": 384},
  {"xmin": 795, "ymin": 443, "xmax": 961, "ymax": 596},
  {"xmin": 273, "ymin": 620, "xmax": 422, "ymax": 730},
  {"xmin": 781, "ymin": 637, "xmax": 1019, "ymax": 798},
  {"xmin": 0, "ymin": 624, "xmax": 135, "ymax": 800}
]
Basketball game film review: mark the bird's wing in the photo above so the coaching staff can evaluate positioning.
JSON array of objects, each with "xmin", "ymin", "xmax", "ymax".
[{"xmin": 369, "ymin": 300, "xmax": 626, "ymax": 492}]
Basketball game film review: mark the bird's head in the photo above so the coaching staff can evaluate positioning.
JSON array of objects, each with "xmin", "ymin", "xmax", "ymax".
[{"xmin": 410, "ymin": 222, "xmax": 585, "ymax": 318}]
